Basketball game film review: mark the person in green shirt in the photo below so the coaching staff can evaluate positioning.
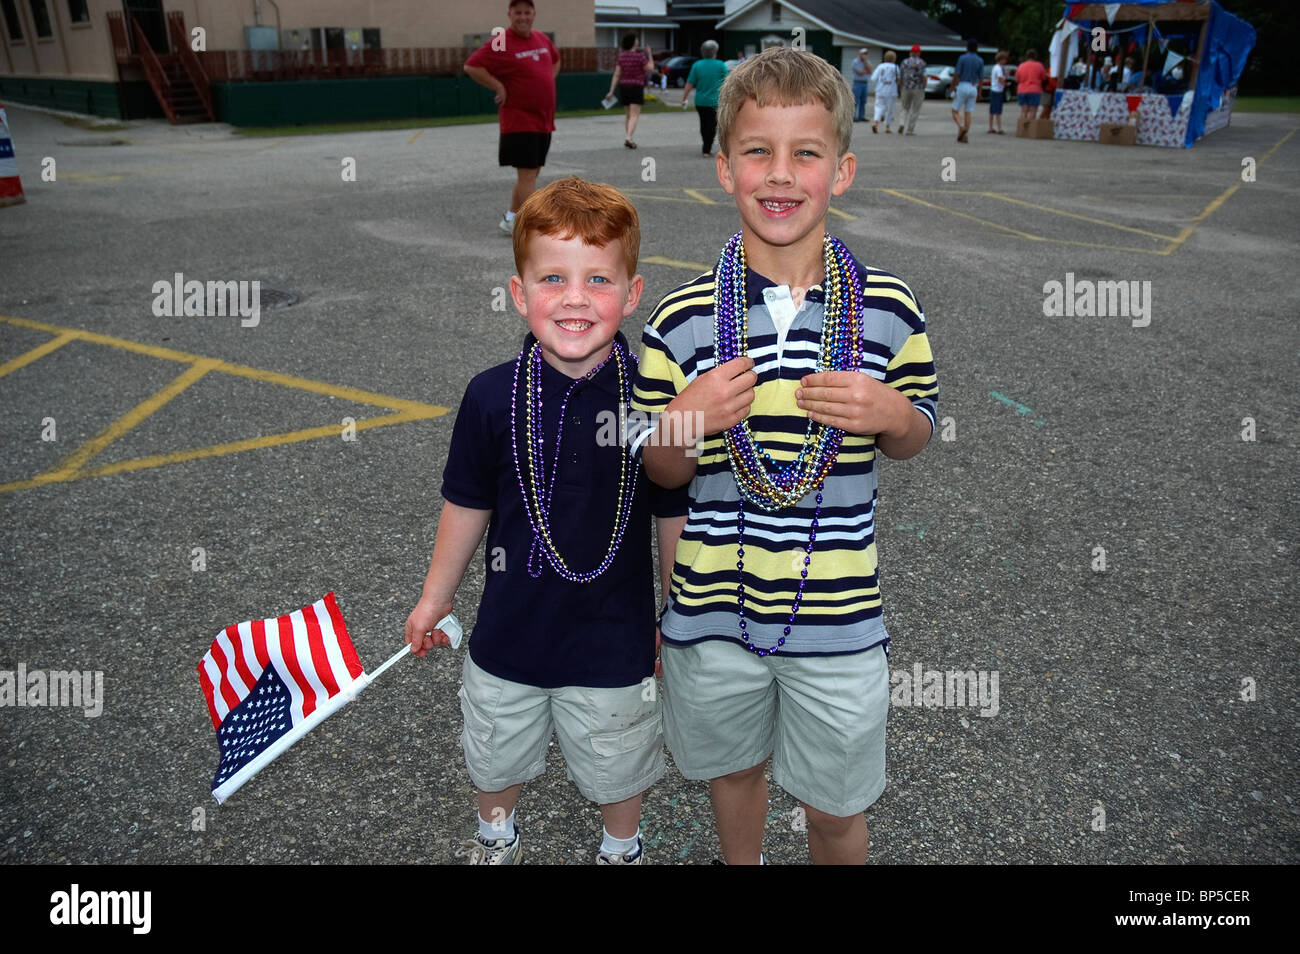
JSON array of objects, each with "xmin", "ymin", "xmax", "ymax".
[{"xmin": 681, "ymin": 40, "xmax": 729, "ymax": 157}]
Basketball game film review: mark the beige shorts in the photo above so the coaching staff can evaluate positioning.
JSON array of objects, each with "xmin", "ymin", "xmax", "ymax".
[
  {"xmin": 661, "ymin": 639, "xmax": 890, "ymax": 817},
  {"xmin": 458, "ymin": 654, "xmax": 665, "ymax": 805}
]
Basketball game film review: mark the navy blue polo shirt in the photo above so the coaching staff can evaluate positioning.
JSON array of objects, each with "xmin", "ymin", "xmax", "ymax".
[{"xmin": 441, "ymin": 333, "xmax": 686, "ymax": 689}]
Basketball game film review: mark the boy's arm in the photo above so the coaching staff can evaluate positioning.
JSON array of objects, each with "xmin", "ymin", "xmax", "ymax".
[
  {"xmin": 655, "ymin": 514, "xmax": 686, "ymax": 605},
  {"xmin": 876, "ymin": 401, "xmax": 933, "ymax": 459},
  {"xmin": 404, "ymin": 500, "xmax": 492, "ymax": 656},
  {"xmin": 640, "ymin": 356, "xmax": 757, "ymax": 487},
  {"xmin": 653, "ymin": 514, "xmax": 687, "ymax": 678},
  {"xmin": 633, "ymin": 288, "xmax": 757, "ymax": 488}
]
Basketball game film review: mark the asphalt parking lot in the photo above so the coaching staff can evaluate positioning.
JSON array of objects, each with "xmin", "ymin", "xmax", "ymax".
[{"xmin": 0, "ymin": 96, "xmax": 1296, "ymax": 864}]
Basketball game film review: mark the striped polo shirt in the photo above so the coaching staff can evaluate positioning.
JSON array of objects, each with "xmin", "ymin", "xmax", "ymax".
[{"xmin": 631, "ymin": 253, "xmax": 937, "ymax": 655}]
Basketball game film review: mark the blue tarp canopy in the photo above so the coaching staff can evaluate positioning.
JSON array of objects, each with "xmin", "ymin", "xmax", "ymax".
[{"xmin": 1063, "ymin": 1, "xmax": 1256, "ymax": 145}]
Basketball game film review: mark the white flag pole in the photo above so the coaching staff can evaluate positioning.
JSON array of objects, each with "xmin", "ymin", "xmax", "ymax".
[{"xmin": 364, "ymin": 643, "xmax": 412, "ymax": 683}]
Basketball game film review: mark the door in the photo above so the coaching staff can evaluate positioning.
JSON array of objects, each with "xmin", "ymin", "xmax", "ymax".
[{"xmin": 122, "ymin": 0, "xmax": 167, "ymax": 53}]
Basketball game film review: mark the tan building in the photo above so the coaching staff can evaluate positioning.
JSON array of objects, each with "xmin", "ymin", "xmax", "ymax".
[{"xmin": 1, "ymin": 0, "xmax": 597, "ymax": 83}]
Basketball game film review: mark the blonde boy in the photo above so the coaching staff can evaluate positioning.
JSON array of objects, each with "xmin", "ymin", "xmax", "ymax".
[{"xmin": 632, "ymin": 48, "xmax": 938, "ymax": 864}]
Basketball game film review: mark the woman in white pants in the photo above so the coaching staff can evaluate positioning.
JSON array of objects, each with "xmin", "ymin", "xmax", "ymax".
[{"xmin": 871, "ymin": 51, "xmax": 900, "ymax": 133}]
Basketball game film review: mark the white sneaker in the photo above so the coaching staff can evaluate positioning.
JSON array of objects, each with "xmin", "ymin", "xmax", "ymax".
[
  {"xmin": 498, "ymin": 214, "xmax": 515, "ymax": 235},
  {"xmin": 455, "ymin": 832, "xmax": 522, "ymax": 865},
  {"xmin": 597, "ymin": 836, "xmax": 646, "ymax": 865}
]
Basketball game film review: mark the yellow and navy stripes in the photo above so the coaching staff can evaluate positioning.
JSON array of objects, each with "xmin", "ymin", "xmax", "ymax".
[{"xmin": 632, "ymin": 255, "xmax": 937, "ymax": 655}]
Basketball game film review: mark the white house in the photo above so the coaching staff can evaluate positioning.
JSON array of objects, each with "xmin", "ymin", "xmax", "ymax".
[{"xmin": 717, "ymin": 0, "xmax": 966, "ymax": 85}]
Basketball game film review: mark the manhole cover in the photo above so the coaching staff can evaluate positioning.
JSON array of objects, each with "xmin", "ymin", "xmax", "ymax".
[{"xmin": 259, "ymin": 287, "xmax": 299, "ymax": 309}]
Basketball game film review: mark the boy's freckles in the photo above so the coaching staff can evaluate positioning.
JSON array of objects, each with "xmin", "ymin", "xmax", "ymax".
[{"xmin": 509, "ymin": 233, "xmax": 642, "ymax": 378}]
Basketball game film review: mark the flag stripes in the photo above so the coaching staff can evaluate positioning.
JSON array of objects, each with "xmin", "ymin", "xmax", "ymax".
[{"xmin": 198, "ymin": 592, "xmax": 363, "ymax": 730}]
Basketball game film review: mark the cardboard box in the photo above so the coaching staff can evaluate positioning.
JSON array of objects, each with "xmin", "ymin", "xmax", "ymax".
[
  {"xmin": 1016, "ymin": 117, "xmax": 1055, "ymax": 139},
  {"xmin": 1098, "ymin": 123, "xmax": 1137, "ymax": 145}
]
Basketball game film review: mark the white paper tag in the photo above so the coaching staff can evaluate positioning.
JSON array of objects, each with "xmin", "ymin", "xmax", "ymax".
[{"xmin": 436, "ymin": 613, "xmax": 464, "ymax": 650}]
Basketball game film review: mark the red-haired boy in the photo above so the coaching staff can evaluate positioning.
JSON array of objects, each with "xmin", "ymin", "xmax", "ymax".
[{"xmin": 405, "ymin": 177, "xmax": 683, "ymax": 864}]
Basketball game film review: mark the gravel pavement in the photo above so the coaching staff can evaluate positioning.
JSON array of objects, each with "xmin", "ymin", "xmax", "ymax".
[{"xmin": 0, "ymin": 99, "xmax": 1296, "ymax": 865}]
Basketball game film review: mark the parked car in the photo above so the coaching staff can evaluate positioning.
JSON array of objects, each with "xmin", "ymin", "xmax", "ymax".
[
  {"xmin": 660, "ymin": 55, "xmax": 698, "ymax": 87},
  {"xmin": 646, "ymin": 49, "xmax": 675, "ymax": 85},
  {"xmin": 924, "ymin": 65, "xmax": 953, "ymax": 97}
]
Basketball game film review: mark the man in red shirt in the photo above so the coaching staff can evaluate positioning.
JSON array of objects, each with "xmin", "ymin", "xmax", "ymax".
[{"xmin": 464, "ymin": 0, "xmax": 561, "ymax": 234}]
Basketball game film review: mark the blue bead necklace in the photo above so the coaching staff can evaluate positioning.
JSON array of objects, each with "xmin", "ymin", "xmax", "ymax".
[{"xmin": 713, "ymin": 232, "xmax": 862, "ymax": 655}]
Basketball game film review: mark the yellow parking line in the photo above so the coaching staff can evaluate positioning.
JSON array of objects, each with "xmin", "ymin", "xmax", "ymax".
[
  {"xmin": 1258, "ymin": 127, "xmax": 1297, "ymax": 164},
  {"xmin": 0, "ymin": 471, "xmax": 78, "ymax": 494},
  {"xmin": 0, "ymin": 411, "xmax": 431, "ymax": 494},
  {"xmin": 682, "ymin": 188, "xmax": 715, "ymax": 205},
  {"xmin": 0, "ymin": 315, "xmax": 450, "ymax": 494},
  {"xmin": 2, "ymin": 314, "xmax": 227, "ymax": 363},
  {"xmin": 826, "ymin": 206, "xmax": 856, "ymax": 220},
  {"xmin": 882, "ymin": 189, "xmax": 1196, "ymax": 254},
  {"xmin": 983, "ymin": 192, "xmax": 1176, "ymax": 241},
  {"xmin": 1076, "ymin": 193, "xmax": 1201, "ymax": 199},
  {"xmin": 0, "ymin": 315, "xmax": 437, "ymax": 412},
  {"xmin": 407, "ymin": 129, "xmax": 424, "ymax": 145},
  {"xmin": 620, "ymin": 190, "xmax": 713, "ymax": 205},
  {"xmin": 1160, "ymin": 127, "xmax": 1296, "ymax": 256},
  {"xmin": 81, "ymin": 412, "xmax": 430, "ymax": 480},
  {"xmin": 60, "ymin": 173, "xmax": 127, "ymax": 182},
  {"xmin": 1161, "ymin": 184, "xmax": 1239, "ymax": 254},
  {"xmin": 0, "ymin": 332, "xmax": 77, "ymax": 379},
  {"xmin": 44, "ymin": 359, "xmax": 217, "ymax": 479},
  {"xmin": 214, "ymin": 361, "xmax": 438, "ymax": 415},
  {"xmin": 881, "ymin": 188, "xmax": 1046, "ymax": 241},
  {"xmin": 642, "ymin": 255, "xmax": 709, "ymax": 272}
]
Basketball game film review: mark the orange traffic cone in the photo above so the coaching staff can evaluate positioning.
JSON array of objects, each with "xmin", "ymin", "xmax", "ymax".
[{"xmin": 0, "ymin": 102, "xmax": 26, "ymax": 207}]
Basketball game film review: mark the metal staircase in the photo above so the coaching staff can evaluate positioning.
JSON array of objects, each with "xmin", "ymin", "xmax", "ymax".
[{"xmin": 107, "ymin": 10, "xmax": 215, "ymax": 124}]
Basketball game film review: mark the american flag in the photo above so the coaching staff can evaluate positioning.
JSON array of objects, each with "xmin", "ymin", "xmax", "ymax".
[{"xmin": 197, "ymin": 592, "xmax": 368, "ymax": 804}]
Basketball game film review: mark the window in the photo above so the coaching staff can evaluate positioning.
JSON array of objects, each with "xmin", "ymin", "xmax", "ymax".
[
  {"xmin": 28, "ymin": 0, "xmax": 52, "ymax": 39},
  {"xmin": 771, "ymin": 3, "xmax": 781, "ymax": 22},
  {"xmin": 1, "ymin": 0, "xmax": 23, "ymax": 41},
  {"xmin": 67, "ymin": 0, "xmax": 89, "ymax": 24}
]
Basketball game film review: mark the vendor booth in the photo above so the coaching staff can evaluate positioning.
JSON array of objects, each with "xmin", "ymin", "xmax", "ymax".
[{"xmin": 1048, "ymin": 1, "xmax": 1255, "ymax": 147}]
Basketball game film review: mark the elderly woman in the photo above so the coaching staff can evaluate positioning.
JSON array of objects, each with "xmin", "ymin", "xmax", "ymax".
[
  {"xmin": 681, "ymin": 40, "xmax": 729, "ymax": 156},
  {"xmin": 870, "ymin": 50, "xmax": 900, "ymax": 133},
  {"xmin": 608, "ymin": 33, "xmax": 655, "ymax": 148}
]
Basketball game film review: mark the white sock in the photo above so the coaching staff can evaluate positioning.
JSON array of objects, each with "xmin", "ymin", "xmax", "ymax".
[
  {"xmin": 479, "ymin": 810, "xmax": 516, "ymax": 842},
  {"xmin": 504, "ymin": 210, "xmax": 517, "ymax": 223},
  {"xmin": 601, "ymin": 826, "xmax": 640, "ymax": 855}
]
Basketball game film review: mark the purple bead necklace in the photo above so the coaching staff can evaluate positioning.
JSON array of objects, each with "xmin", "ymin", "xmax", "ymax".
[
  {"xmin": 713, "ymin": 232, "xmax": 863, "ymax": 655},
  {"xmin": 510, "ymin": 339, "xmax": 639, "ymax": 582}
]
